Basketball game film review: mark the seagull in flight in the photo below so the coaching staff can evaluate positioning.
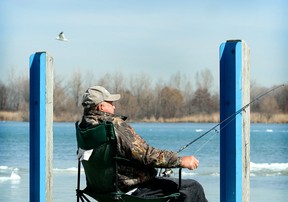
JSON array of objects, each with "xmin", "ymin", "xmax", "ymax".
[{"xmin": 56, "ymin": 32, "xmax": 68, "ymax": 41}]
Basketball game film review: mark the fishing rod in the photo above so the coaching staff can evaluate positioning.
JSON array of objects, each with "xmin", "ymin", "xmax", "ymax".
[
  {"xmin": 160, "ymin": 84, "xmax": 285, "ymax": 177},
  {"xmin": 177, "ymin": 84, "xmax": 285, "ymax": 154}
]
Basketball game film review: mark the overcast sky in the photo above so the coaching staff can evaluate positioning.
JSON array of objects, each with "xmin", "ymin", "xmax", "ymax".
[{"xmin": 1, "ymin": 0, "xmax": 287, "ymax": 89}]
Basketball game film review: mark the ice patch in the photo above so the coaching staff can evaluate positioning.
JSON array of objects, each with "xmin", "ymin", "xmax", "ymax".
[
  {"xmin": 0, "ymin": 170, "xmax": 21, "ymax": 182},
  {"xmin": 53, "ymin": 167, "xmax": 80, "ymax": 172},
  {"xmin": 251, "ymin": 162, "xmax": 288, "ymax": 171},
  {"xmin": 250, "ymin": 162, "xmax": 288, "ymax": 176},
  {"xmin": 195, "ymin": 129, "xmax": 203, "ymax": 132},
  {"xmin": 10, "ymin": 171, "xmax": 21, "ymax": 180},
  {"xmin": 0, "ymin": 166, "xmax": 9, "ymax": 170}
]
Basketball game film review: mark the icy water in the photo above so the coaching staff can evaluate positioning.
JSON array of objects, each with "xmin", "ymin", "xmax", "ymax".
[{"xmin": 0, "ymin": 121, "xmax": 287, "ymax": 201}]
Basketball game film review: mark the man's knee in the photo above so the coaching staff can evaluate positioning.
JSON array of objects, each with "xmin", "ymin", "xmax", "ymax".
[{"xmin": 179, "ymin": 179, "xmax": 207, "ymax": 202}]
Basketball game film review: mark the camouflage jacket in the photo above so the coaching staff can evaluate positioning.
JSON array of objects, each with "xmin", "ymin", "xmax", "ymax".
[{"xmin": 79, "ymin": 110, "xmax": 181, "ymax": 191}]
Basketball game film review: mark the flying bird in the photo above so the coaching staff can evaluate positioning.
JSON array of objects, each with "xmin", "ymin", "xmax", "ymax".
[{"xmin": 56, "ymin": 32, "xmax": 68, "ymax": 41}]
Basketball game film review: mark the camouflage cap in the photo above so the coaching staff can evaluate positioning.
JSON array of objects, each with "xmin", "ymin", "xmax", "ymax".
[{"xmin": 82, "ymin": 86, "xmax": 120, "ymax": 108}]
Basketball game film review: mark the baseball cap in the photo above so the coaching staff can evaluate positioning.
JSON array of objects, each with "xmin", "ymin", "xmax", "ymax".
[{"xmin": 82, "ymin": 86, "xmax": 120, "ymax": 108}]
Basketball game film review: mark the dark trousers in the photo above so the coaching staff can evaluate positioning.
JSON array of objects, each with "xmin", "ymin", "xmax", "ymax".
[{"xmin": 131, "ymin": 177, "xmax": 208, "ymax": 202}]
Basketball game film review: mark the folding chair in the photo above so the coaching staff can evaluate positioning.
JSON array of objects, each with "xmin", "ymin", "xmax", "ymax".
[{"xmin": 75, "ymin": 121, "xmax": 182, "ymax": 202}]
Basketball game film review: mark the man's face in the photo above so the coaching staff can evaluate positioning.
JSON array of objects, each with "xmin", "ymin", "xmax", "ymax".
[{"xmin": 99, "ymin": 101, "xmax": 115, "ymax": 114}]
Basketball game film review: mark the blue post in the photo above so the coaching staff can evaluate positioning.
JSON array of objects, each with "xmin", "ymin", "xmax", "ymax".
[
  {"xmin": 219, "ymin": 40, "xmax": 250, "ymax": 202},
  {"xmin": 30, "ymin": 52, "xmax": 53, "ymax": 202}
]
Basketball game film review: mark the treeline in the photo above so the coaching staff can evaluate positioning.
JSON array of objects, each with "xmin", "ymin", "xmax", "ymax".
[{"xmin": 0, "ymin": 69, "xmax": 287, "ymax": 122}]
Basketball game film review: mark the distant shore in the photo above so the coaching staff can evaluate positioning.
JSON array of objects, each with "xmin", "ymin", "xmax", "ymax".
[{"xmin": 0, "ymin": 111, "xmax": 287, "ymax": 123}]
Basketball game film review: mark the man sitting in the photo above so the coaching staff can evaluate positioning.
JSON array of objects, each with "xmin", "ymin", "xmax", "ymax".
[{"xmin": 77, "ymin": 86, "xmax": 208, "ymax": 202}]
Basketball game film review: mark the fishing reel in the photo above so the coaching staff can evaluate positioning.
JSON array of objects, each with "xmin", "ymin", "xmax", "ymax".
[{"xmin": 160, "ymin": 168, "xmax": 173, "ymax": 177}]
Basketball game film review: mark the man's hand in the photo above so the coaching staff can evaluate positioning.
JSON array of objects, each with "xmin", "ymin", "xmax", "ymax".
[{"xmin": 180, "ymin": 156, "xmax": 199, "ymax": 170}]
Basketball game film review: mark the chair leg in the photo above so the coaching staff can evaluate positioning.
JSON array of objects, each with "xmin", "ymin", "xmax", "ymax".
[
  {"xmin": 77, "ymin": 159, "xmax": 91, "ymax": 202},
  {"xmin": 178, "ymin": 168, "xmax": 182, "ymax": 191},
  {"xmin": 76, "ymin": 189, "xmax": 92, "ymax": 202},
  {"xmin": 77, "ymin": 159, "xmax": 81, "ymax": 202}
]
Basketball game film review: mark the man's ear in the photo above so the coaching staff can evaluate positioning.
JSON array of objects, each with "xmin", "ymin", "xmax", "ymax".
[{"xmin": 98, "ymin": 103, "xmax": 103, "ymax": 111}]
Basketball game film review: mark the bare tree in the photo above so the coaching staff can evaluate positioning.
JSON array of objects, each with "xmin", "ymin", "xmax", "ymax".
[
  {"xmin": 195, "ymin": 68, "xmax": 213, "ymax": 90},
  {"xmin": 154, "ymin": 79, "xmax": 165, "ymax": 119},
  {"xmin": 169, "ymin": 71, "xmax": 182, "ymax": 89},
  {"xmin": 83, "ymin": 71, "xmax": 97, "ymax": 90},
  {"xmin": 274, "ymin": 85, "xmax": 288, "ymax": 113},
  {"xmin": 111, "ymin": 72, "xmax": 126, "ymax": 93},
  {"xmin": 53, "ymin": 74, "xmax": 70, "ymax": 118},
  {"xmin": 5, "ymin": 69, "xmax": 20, "ymax": 111},
  {"xmin": 250, "ymin": 85, "xmax": 268, "ymax": 112},
  {"xmin": 259, "ymin": 95, "xmax": 279, "ymax": 121},
  {"xmin": 97, "ymin": 72, "xmax": 126, "ymax": 93},
  {"xmin": 188, "ymin": 88, "xmax": 214, "ymax": 114},
  {"xmin": 118, "ymin": 90, "xmax": 137, "ymax": 120},
  {"xmin": 98, "ymin": 73, "xmax": 113, "ymax": 90},
  {"xmin": 68, "ymin": 71, "xmax": 84, "ymax": 108},
  {"xmin": 0, "ymin": 81, "xmax": 7, "ymax": 110},
  {"xmin": 188, "ymin": 69, "xmax": 216, "ymax": 114},
  {"xmin": 129, "ymin": 73, "xmax": 153, "ymax": 119},
  {"xmin": 183, "ymin": 80, "xmax": 194, "ymax": 116},
  {"xmin": 18, "ymin": 76, "xmax": 30, "ymax": 120},
  {"xmin": 158, "ymin": 86, "xmax": 184, "ymax": 118}
]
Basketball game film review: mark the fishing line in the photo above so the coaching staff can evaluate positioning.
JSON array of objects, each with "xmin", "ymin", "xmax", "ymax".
[
  {"xmin": 192, "ymin": 130, "xmax": 218, "ymax": 155},
  {"xmin": 193, "ymin": 112, "xmax": 241, "ymax": 155}
]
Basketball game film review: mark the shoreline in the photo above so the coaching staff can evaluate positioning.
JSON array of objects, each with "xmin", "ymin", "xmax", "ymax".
[{"xmin": 0, "ymin": 111, "xmax": 287, "ymax": 123}]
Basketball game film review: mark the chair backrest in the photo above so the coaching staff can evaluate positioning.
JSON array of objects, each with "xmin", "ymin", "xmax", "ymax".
[{"xmin": 75, "ymin": 121, "xmax": 118, "ymax": 194}]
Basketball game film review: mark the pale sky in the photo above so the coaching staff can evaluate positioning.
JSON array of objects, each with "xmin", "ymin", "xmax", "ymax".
[{"xmin": 1, "ymin": 0, "xmax": 287, "ymax": 89}]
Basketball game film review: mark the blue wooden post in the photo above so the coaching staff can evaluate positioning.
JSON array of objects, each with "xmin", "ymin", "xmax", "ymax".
[
  {"xmin": 220, "ymin": 40, "xmax": 250, "ymax": 202},
  {"xmin": 30, "ymin": 52, "xmax": 53, "ymax": 202}
]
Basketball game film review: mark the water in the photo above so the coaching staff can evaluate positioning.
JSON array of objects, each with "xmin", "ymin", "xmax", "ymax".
[{"xmin": 0, "ymin": 121, "xmax": 287, "ymax": 201}]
